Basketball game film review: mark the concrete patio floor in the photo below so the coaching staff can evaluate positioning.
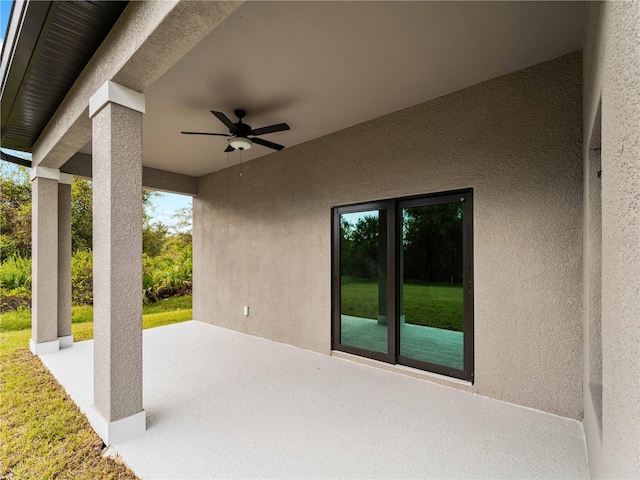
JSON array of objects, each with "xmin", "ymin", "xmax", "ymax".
[{"xmin": 40, "ymin": 321, "xmax": 588, "ymax": 479}]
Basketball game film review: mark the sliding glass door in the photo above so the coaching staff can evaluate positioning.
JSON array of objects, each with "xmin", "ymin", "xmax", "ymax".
[
  {"xmin": 332, "ymin": 190, "xmax": 473, "ymax": 381},
  {"xmin": 332, "ymin": 202, "xmax": 395, "ymax": 363}
]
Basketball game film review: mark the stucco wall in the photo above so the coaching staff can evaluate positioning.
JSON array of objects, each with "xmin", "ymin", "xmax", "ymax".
[
  {"xmin": 60, "ymin": 153, "xmax": 199, "ymax": 195},
  {"xmin": 194, "ymin": 52, "xmax": 584, "ymax": 419},
  {"xmin": 583, "ymin": 2, "xmax": 640, "ymax": 478}
]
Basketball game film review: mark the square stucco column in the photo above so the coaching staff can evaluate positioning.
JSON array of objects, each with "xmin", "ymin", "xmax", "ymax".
[
  {"xmin": 600, "ymin": 1, "xmax": 640, "ymax": 477},
  {"xmin": 58, "ymin": 174, "xmax": 73, "ymax": 348},
  {"xmin": 30, "ymin": 167, "xmax": 60, "ymax": 355},
  {"xmin": 87, "ymin": 81, "xmax": 146, "ymax": 445}
]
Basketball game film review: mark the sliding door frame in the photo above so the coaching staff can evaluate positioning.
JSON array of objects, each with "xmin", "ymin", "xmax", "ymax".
[
  {"xmin": 331, "ymin": 200, "xmax": 396, "ymax": 364},
  {"xmin": 331, "ymin": 188, "xmax": 474, "ymax": 382},
  {"xmin": 396, "ymin": 190, "xmax": 474, "ymax": 381}
]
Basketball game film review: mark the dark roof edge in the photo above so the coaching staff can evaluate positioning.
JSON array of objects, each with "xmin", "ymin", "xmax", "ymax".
[
  {"xmin": 1, "ymin": 149, "xmax": 32, "ymax": 168},
  {"xmin": 0, "ymin": 0, "xmax": 56, "ymax": 147}
]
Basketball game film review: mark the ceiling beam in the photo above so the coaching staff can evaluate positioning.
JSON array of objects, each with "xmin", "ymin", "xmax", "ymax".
[{"xmin": 60, "ymin": 152, "xmax": 198, "ymax": 196}]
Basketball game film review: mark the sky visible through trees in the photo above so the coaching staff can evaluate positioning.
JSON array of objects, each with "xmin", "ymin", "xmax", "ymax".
[{"xmin": 0, "ymin": 160, "xmax": 191, "ymax": 232}]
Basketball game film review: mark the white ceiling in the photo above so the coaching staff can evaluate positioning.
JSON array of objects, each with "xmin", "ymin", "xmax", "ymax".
[{"xmin": 82, "ymin": 1, "xmax": 586, "ymax": 177}]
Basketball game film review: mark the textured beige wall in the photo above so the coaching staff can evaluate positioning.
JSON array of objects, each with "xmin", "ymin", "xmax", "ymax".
[
  {"xmin": 587, "ymin": 149, "xmax": 602, "ymax": 390},
  {"xmin": 31, "ymin": 176, "xmax": 59, "ymax": 344},
  {"xmin": 582, "ymin": 3, "xmax": 605, "ymax": 473},
  {"xmin": 194, "ymin": 52, "xmax": 584, "ymax": 418},
  {"xmin": 583, "ymin": 1, "xmax": 640, "ymax": 478},
  {"xmin": 60, "ymin": 153, "xmax": 198, "ymax": 195},
  {"xmin": 142, "ymin": 167, "xmax": 198, "ymax": 196},
  {"xmin": 583, "ymin": 2, "xmax": 640, "ymax": 478},
  {"xmin": 57, "ymin": 183, "xmax": 72, "ymax": 338},
  {"xmin": 92, "ymin": 103, "xmax": 144, "ymax": 422}
]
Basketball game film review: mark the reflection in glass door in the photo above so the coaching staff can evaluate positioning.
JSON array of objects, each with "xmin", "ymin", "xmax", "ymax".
[
  {"xmin": 338, "ymin": 208, "xmax": 389, "ymax": 356},
  {"xmin": 399, "ymin": 201, "xmax": 465, "ymax": 370}
]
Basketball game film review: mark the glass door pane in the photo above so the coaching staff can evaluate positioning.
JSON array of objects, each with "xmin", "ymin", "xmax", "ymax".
[
  {"xmin": 400, "ymin": 201, "xmax": 464, "ymax": 370},
  {"xmin": 339, "ymin": 209, "xmax": 388, "ymax": 354}
]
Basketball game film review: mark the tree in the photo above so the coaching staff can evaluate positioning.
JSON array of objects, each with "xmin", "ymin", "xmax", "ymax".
[
  {"xmin": 70, "ymin": 181, "xmax": 165, "ymax": 255},
  {"xmin": 143, "ymin": 221, "xmax": 169, "ymax": 257},
  {"xmin": 0, "ymin": 163, "xmax": 166, "ymax": 258},
  {"xmin": 71, "ymin": 179, "xmax": 93, "ymax": 252},
  {"xmin": 0, "ymin": 164, "xmax": 31, "ymax": 258},
  {"xmin": 168, "ymin": 204, "xmax": 193, "ymax": 248},
  {"xmin": 340, "ymin": 215, "xmax": 381, "ymax": 279},
  {"xmin": 402, "ymin": 203, "xmax": 463, "ymax": 283},
  {"xmin": 141, "ymin": 189, "xmax": 169, "ymax": 256}
]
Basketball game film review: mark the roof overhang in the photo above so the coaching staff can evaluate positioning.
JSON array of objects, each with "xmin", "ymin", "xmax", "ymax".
[{"xmin": 0, "ymin": 0, "xmax": 129, "ymax": 152}]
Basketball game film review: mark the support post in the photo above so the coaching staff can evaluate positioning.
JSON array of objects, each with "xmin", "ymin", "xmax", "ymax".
[
  {"xmin": 30, "ymin": 167, "xmax": 60, "ymax": 355},
  {"xmin": 58, "ymin": 173, "xmax": 73, "ymax": 347},
  {"xmin": 87, "ymin": 81, "xmax": 146, "ymax": 444}
]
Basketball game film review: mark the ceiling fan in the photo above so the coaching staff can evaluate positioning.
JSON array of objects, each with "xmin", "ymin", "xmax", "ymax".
[{"xmin": 181, "ymin": 109, "xmax": 290, "ymax": 152}]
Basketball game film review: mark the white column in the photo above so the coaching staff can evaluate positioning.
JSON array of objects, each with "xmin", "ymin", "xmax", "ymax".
[
  {"xmin": 86, "ymin": 81, "xmax": 146, "ymax": 445},
  {"xmin": 58, "ymin": 173, "xmax": 74, "ymax": 347},
  {"xmin": 30, "ymin": 167, "xmax": 60, "ymax": 355}
]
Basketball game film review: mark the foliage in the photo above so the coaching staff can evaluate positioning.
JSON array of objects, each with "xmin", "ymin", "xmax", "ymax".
[
  {"xmin": 402, "ymin": 203, "xmax": 463, "ymax": 283},
  {"xmin": 71, "ymin": 249, "xmax": 93, "ymax": 305},
  {"xmin": 143, "ymin": 221, "xmax": 169, "ymax": 257},
  {"xmin": 0, "ymin": 255, "xmax": 31, "ymax": 290},
  {"xmin": 70, "ymin": 179, "xmax": 93, "ymax": 252},
  {"xmin": 0, "ymin": 165, "xmax": 169, "ymax": 256},
  {"xmin": 0, "ymin": 166, "xmax": 193, "ymax": 311},
  {"xmin": 0, "ymin": 256, "xmax": 31, "ymax": 311},
  {"xmin": 1, "ymin": 239, "xmax": 193, "ymax": 309},
  {"xmin": 142, "ymin": 243, "xmax": 192, "ymax": 303},
  {"xmin": 171, "ymin": 205, "xmax": 193, "ymax": 234},
  {"xmin": 0, "ymin": 164, "xmax": 31, "ymax": 258},
  {"xmin": 340, "ymin": 215, "xmax": 382, "ymax": 280},
  {"xmin": 340, "ymin": 203, "xmax": 463, "ymax": 284}
]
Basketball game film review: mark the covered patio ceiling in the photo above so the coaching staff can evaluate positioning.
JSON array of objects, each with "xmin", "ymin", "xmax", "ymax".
[{"xmin": 75, "ymin": 1, "xmax": 585, "ymax": 177}]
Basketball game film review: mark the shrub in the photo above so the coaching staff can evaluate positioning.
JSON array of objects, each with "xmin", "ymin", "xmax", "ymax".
[
  {"xmin": 0, "ymin": 256, "xmax": 31, "ymax": 290},
  {"xmin": 0, "ymin": 240, "xmax": 193, "ymax": 310},
  {"xmin": 142, "ymin": 244, "xmax": 192, "ymax": 303},
  {"xmin": 71, "ymin": 249, "xmax": 93, "ymax": 305},
  {"xmin": 0, "ymin": 256, "xmax": 31, "ymax": 312}
]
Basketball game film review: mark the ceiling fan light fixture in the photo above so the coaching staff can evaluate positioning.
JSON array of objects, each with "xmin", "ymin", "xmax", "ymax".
[{"xmin": 229, "ymin": 137, "xmax": 252, "ymax": 150}]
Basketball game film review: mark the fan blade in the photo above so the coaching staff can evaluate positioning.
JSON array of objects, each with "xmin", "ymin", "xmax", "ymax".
[
  {"xmin": 181, "ymin": 131, "xmax": 231, "ymax": 136},
  {"xmin": 250, "ymin": 123, "xmax": 290, "ymax": 136},
  {"xmin": 251, "ymin": 137, "xmax": 285, "ymax": 151},
  {"xmin": 211, "ymin": 111, "xmax": 236, "ymax": 131},
  {"xmin": 224, "ymin": 145, "xmax": 235, "ymax": 153}
]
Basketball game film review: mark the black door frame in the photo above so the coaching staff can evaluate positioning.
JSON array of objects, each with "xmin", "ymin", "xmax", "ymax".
[
  {"xmin": 331, "ymin": 189, "xmax": 474, "ymax": 382},
  {"xmin": 331, "ymin": 200, "xmax": 395, "ymax": 364}
]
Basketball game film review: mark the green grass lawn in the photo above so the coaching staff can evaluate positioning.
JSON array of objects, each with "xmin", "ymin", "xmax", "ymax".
[
  {"xmin": 1, "ymin": 295, "xmax": 192, "ymax": 332},
  {"xmin": 341, "ymin": 279, "xmax": 463, "ymax": 331},
  {"xmin": 0, "ymin": 295, "xmax": 193, "ymax": 479}
]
